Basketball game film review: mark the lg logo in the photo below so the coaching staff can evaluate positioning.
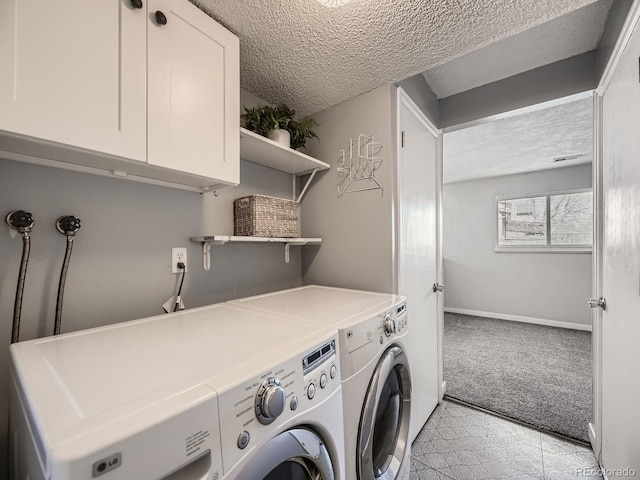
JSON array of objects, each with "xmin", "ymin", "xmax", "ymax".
[{"xmin": 92, "ymin": 453, "xmax": 122, "ymax": 477}]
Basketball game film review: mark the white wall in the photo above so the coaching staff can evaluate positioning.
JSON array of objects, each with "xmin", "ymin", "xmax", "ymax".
[
  {"xmin": 0, "ymin": 89, "xmax": 300, "ymax": 478},
  {"xmin": 301, "ymin": 85, "xmax": 396, "ymax": 293},
  {"xmin": 443, "ymin": 164, "xmax": 593, "ymax": 327}
]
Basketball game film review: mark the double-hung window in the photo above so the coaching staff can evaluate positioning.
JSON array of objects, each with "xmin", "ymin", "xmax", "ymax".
[{"xmin": 496, "ymin": 188, "xmax": 593, "ymax": 252}]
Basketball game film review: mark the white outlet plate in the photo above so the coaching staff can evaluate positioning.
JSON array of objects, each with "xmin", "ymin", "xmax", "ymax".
[{"xmin": 171, "ymin": 247, "xmax": 188, "ymax": 273}]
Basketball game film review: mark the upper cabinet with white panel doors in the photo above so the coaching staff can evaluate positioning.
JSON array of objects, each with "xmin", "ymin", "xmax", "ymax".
[{"xmin": 0, "ymin": 0, "xmax": 239, "ymax": 191}]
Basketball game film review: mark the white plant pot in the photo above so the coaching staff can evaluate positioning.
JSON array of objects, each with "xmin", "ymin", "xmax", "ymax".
[{"xmin": 267, "ymin": 128, "xmax": 291, "ymax": 148}]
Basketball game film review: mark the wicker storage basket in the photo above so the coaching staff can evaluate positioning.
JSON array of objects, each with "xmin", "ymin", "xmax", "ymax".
[{"xmin": 234, "ymin": 195, "xmax": 299, "ymax": 237}]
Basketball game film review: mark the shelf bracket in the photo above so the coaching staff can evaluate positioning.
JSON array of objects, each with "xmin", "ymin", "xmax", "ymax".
[
  {"xmin": 202, "ymin": 242, "xmax": 212, "ymax": 271},
  {"xmin": 196, "ymin": 238, "xmax": 229, "ymax": 271},
  {"xmin": 296, "ymin": 168, "xmax": 320, "ymax": 203},
  {"xmin": 284, "ymin": 242, "xmax": 306, "ymax": 263}
]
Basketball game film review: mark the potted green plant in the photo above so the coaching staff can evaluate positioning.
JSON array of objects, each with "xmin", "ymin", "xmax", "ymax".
[
  {"xmin": 240, "ymin": 104, "xmax": 276, "ymax": 137},
  {"xmin": 240, "ymin": 103, "xmax": 319, "ymax": 150},
  {"xmin": 266, "ymin": 104, "xmax": 294, "ymax": 147}
]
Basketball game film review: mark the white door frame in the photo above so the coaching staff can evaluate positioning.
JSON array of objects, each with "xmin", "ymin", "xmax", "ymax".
[
  {"xmin": 591, "ymin": 0, "xmax": 640, "ymax": 461},
  {"xmin": 395, "ymin": 87, "xmax": 445, "ymax": 401}
]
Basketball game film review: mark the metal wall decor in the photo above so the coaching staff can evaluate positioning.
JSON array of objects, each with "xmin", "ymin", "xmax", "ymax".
[{"xmin": 337, "ymin": 134, "xmax": 383, "ymax": 197}]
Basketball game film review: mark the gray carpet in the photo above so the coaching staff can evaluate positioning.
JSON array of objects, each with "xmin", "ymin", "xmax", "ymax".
[{"xmin": 444, "ymin": 312, "xmax": 592, "ymax": 443}]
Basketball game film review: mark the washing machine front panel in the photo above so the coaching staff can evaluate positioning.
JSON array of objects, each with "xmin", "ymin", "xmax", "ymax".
[
  {"xmin": 217, "ymin": 334, "xmax": 341, "ymax": 477},
  {"xmin": 11, "ymin": 380, "xmax": 223, "ymax": 480},
  {"xmin": 357, "ymin": 346, "xmax": 411, "ymax": 480},
  {"xmin": 236, "ymin": 428, "xmax": 335, "ymax": 480}
]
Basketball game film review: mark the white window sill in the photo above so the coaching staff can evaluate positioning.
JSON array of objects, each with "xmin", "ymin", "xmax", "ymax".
[{"xmin": 495, "ymin": 247, "xmax": 592, "ymax": 253}]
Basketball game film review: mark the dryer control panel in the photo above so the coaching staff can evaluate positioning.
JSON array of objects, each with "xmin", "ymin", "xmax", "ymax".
[{"xmin": 216, "ymin": 334, "xmax": 340, "ymax": 476}]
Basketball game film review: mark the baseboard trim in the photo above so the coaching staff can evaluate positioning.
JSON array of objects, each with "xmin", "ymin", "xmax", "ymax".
[{"xmin": 444, "ymin": 308, "xmax": 592, "ymax": 332}]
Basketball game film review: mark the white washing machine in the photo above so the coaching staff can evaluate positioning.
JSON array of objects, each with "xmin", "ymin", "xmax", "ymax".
[
  {"xmin": 231, "ymin": 285, "xmax": 411, "ymax": 480},
  {"xmin": 9, "ymin": 302, "xmax": 344, "ymax": 480}
]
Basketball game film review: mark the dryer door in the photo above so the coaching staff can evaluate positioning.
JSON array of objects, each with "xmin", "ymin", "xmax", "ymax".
[
  {"xmin": 236, "ymin": 428, "xmax": 335, "ymax": 480},
  {"xmin": 357, "ymin": 346, "xmax": 412, "ymax": 480}
]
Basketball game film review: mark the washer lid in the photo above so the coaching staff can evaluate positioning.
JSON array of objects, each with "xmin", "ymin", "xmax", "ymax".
[
  {"xmin": 232, "ymin": 285, "xmax": 404, "ymax": 327},
  {"xmin": 10, "ymin": 303, "xmax": 334, "ymax": 449}
]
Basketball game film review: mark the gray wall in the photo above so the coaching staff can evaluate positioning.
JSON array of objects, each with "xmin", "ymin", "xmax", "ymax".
[
  {"xmin": 396, "ymin": 74, "xmax": 440, "ymax": 127},
  {"xmin": 0, "ymin": 156, "xmax": 301, "ymax": 477},
  {"xmin": 301, "ymin": 85, "xmax": 396, "ymax": 293},
  {"xmin": 596, "ymin": 0, "xmax": 634, "ymax": 78},
  {"xmin": 443, "ymin": 164, "xmax": 593, "ymax": 326},
  {"xmin": 439, "ymin": 51, "xmax": 598, "ymax": 129}
]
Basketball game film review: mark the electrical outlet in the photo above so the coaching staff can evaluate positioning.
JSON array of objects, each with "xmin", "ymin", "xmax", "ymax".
[{"xmin": 171, "ymin": 247, "xmax": 187, "ymax": 273}]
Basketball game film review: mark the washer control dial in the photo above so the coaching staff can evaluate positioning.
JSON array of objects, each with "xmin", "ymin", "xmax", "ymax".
[
  {"xmin": 320, "ymin": 373, "xmax": 327, "ymax": 389},
  {"xmin": 383, "ymin": 314, "xmax": 396, "ymax": 337},
  {"xmin": 330, "ymin": 364, "xmax": 337, "ymax": 379},
  {"xmin": 255, "ymin": 378, "xmax": 286, "ymax": 425}
]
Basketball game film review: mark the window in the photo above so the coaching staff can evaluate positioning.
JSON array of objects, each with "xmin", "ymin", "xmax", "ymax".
[{"xmin": 496, "ymin": 189, "xmax": 592, "ymax": 252}]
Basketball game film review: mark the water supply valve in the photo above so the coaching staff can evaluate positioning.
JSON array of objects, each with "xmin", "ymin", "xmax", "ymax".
[
  {"xmin": 56, "ymin": 216, "xmax": 81, "ymax": 235},
  {"xmin": 6, "ymin": 210, "xmax": 34, "ymax": 233}
]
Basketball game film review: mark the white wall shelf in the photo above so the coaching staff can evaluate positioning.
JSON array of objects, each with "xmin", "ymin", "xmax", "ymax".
[
  {"xmin": 190, "ymin": 235, "xmax": 322, "ymax": 270},
  {"xmin": 240, "ymin": 127, "xmax": 329, "ymax": 175}
]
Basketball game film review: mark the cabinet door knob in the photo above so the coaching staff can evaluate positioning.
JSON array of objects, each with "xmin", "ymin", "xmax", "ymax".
[
  {"xmin": 130, "ymin": 0, "xmax": 143, "ymax": 9},
  {"xmin": 155, "ymin": 10, "xmax": 167, "ymax": 25}
]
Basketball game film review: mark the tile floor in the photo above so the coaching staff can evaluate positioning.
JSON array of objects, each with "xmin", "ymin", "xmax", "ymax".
[{"xmin": 410, "ymin": 399, "xmax": 601, "ymax": 480}]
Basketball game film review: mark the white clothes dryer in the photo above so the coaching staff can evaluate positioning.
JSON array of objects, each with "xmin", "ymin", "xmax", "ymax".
[
  {"xmin": 231, "ymin": 285, "xmax": 412, "ymax": 480},
  {"xmin": 9, "ymin": 302, "xmax": 344, "ymax": 480}
]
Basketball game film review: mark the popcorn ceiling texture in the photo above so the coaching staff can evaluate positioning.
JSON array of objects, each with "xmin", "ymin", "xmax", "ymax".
[
  {"xmin": 192, "ymin": 0, "xmax": 600, "ymax": 118},
  {"xmin": 443, "ymin": 97, "xmax": 593, "ymax": 184}
]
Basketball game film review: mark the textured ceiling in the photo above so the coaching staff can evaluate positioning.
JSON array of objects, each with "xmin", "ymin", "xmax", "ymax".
[
  {"xmin": 443, "ymin": 96, "xmax": 593, "ymax": 184},
  {"xmin": 192, "ymin": 0, "xmax": 603, "ymax": 118},
  {"xmin": 423, "ymin": 0, "xmax": 612, "ymax": 98}
]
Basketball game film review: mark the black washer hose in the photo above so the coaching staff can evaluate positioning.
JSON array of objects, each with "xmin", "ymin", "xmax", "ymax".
[
  {"xmin": 12, "ymin": 232, "xmax": 31, "ymax": 344},
  {"xmin": 54, "ymin": 235, "xmax": 74, "ymax": 336},
  {"xmin": 54, "ymin": 216, "xmax": 81, "ymax": 336}
]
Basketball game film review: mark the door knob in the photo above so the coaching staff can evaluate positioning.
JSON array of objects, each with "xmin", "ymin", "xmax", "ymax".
[
  {"xmin": 433, "ymin": 283, "xmax": 444, "ymax": 293},
  {"xmin": 588, "ymin": 297, "xmax": 606, "ymax": 310},
  {"xmin": 130, "ymin": 0, "xmax": 143, "ymax": 9}
]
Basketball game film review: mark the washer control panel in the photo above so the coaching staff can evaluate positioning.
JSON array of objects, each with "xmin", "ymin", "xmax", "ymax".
[
  {"xmin": 217, "ymin": 334, "xmax": 340, "ymax": 476},
  {"xmin": 378, "ymin": 302, "xmax": 407, "ymax": 341},
  {"xmin": 340, "ymin": 301, "xmax": 408, "ymax": 378}
]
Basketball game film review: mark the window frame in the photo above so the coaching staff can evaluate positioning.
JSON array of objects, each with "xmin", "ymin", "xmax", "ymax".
[{"xmin": 495, "ymin": 187, "xmax": 593, "ymax": 253}]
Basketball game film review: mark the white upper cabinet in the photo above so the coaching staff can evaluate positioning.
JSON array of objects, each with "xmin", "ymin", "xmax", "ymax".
[
  {"xmin": 148, "ymin": 0, "xmax": 239, "ymax": 183},
  {"xmin": 0, "ymin": 0, "xmax": 147, "ymax": 161},
  {"xmin": 0, "ymin": 0, "xmax": 239, "ymax": 190}
]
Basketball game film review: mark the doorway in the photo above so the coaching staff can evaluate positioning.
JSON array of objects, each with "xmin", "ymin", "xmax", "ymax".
[{"xmin": 441, "ymin": 92, "xmax": 595, "ymax": 443}]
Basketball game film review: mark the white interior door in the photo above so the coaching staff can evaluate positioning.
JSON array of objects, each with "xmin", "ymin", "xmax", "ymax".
[
  {"xmin": 397, "ymin": 88, "xmax": 442, "ymax": 443},
  {"xmin": 598, "ymin": 4, "xmax": 640, "ymax": 470}
]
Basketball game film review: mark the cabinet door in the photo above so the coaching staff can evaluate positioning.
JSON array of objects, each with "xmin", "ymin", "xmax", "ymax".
[
  {"xmin": 147, "ymin": 0, "xmax": 240, "ymax": 184},
  {"xmin": 0, "ymin": 0, "xmax": 146, "ymax": 161}
]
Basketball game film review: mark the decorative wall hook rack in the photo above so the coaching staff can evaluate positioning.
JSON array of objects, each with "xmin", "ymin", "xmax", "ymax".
[{"xmin": 337, "ymin": 134, "xmax": 383, "ymax": 197}]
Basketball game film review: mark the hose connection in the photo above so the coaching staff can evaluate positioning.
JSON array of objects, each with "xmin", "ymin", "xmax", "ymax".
[
  {"xmin": 6, "ymin": 210, "xmax": 34, "ymax": 233},
  {"xmin": 56, "ymin": 216, "xmax": 81, "ymax": 236}
]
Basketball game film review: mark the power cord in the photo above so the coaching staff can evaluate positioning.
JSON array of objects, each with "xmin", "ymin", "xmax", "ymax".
[{"xmin": 174, "ymin": 262, "xmax": 186, "ymax": 312}]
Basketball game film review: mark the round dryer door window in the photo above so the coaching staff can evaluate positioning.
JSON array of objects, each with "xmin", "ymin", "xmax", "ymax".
[
  {"xmin": 357, "ymin": 346, "xmax": 411, "ymax": 479},
  {"xmin": 235, "ymin": 428, "xmax": 335, "ymax": 480}
]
